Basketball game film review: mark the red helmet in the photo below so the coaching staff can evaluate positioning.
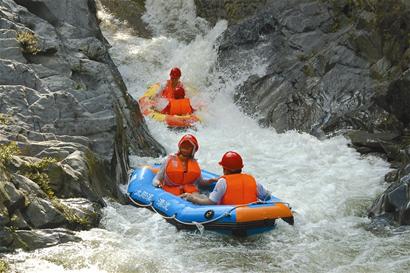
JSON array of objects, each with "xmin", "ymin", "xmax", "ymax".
[
  {"xmin": 174, "ymin": 86, "xmax": 185, "ymax": 99},
  {"xmin": 219, "ymin": 151, "xmax": 244, "ymax": 170},
  {"xmin": 178, "ymin": 134, "xmax": 199, "ymax": 155},
  {"xmin": 170, "ymin": 67, "xmax": 181, "ymax": 79}
]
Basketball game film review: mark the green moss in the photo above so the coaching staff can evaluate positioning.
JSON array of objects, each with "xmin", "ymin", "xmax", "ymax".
[
  {"xmin": 51, "ymin": 199, "xmax": 91, "ymax": 229},
  {"xmin": 303, "ymin": 64, "xmax": 316, "ymax": 77},
  {"xmin": 224, "ymin": 2, "xmax": 239, "ymax": 20},
  {"xmin": 21, "ymin": 157, "xmax": 58, "ymax": 199},
  {"xmin": 337, "ymin": 0, "xmax": 408, "ymax": 61},
  {"xmin": 370, "ymin": 67, "xmax": 385, "ymax": 82},
  {"xmin": 23, "ymin": 172, "xmax": 55, "ymax": 199},
  {"xmin": 0, "ymin": 142, "xmax": 20, "ymax": 165},
  {"xmin": 75, "ymin": 83, "xmax": 83, "ymax": 90},
  {"xmin": 297, "ymin": 54, "xmax": 309, "ymax": 62},
  {"xmin": 0, "ymin": 260, "xmax": 9, "ymax": 273},
  {"xmin": 16, "ymin": 31, "xmax": 40, "ymax": 55},
  {"xmin": 330, "ymin": 18, "xmax": 341, "ymax": 32},
  {"xmin": 0, "ymin": 114, "xmax": 10, "ymax": 125},
  {"xmin": 25, "ymin": 157, "xmax": 57, "ymax": 170},
  {"xmin": 85, "ymin": 150, "xmax": 97, "ymax": 174}
]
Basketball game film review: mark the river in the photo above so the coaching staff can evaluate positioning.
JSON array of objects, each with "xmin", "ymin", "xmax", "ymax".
[{"xmin": 6, "ymin": 1, "xmax": 410, "ymax": 272}]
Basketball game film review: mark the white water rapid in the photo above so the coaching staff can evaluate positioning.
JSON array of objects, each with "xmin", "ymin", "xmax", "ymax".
[{"xmin": 6, "ymin": 1, "xmax": 410, "ymax": 272}]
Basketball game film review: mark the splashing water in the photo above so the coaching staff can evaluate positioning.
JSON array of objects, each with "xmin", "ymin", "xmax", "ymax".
[{"xmin": 6, "ymin": 1, "xmax": 410, "ymax": 272}]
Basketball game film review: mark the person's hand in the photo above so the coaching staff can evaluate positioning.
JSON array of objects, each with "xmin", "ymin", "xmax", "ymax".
[
  {"xmin": 207, "ymin": 178, "xmax": 219, "ymax": 184},
  {"xmin": 153, "ymin": 179, "xmax": 162, "ymax": 188},
  {"xmin": 180, "ymin": 193, "xmax": 193, "ymax": 202}
]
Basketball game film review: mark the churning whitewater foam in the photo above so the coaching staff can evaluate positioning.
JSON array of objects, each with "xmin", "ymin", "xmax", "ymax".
[{"xmin": 6, "ymin": 1, "xmax": 410, "ymax": 272}]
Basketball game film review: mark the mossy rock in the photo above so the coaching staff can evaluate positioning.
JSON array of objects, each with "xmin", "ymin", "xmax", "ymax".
[
  {"xmin": 0, "ymin": 259, "xmax": 10, "ymax": 273},
  {"xmin": 16, "ymin": 31, "xmax": 40, "ymax": 55},
  {"xmin": 0, "ymin": 142, "xmax": 20, "ymax": 166},
  {"xmin": 19, "ymin": 157, "xmax": 58, "ymax": 199},
  {"xmin": 99, "ymin": 0, "xmax": 150, "ymax": 37}
]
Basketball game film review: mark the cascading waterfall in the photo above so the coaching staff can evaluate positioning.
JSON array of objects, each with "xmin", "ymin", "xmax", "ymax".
[{"xmin": 6, "ymin": 1, "xmax": 410, "ymax": 272}]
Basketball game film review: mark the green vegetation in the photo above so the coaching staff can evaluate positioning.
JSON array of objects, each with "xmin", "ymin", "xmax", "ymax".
[
  {"xmin": 330, "ymin": 0, "xmax": 409, "ymax": 60},
  {"xmin": 0, "ymin": 114, "xmax": 10, "ymax": 125},
  {"xmin": 24, "ymin": 157, "xmax": 57, "ymax": 170},
  {"xmin": 24, "ymin": 172, "xmax": 55, "ymax": 198},
  {"xmin": 303, "ymin": 64, "xmax": 316, "ymax": 77},
  {"xmin": 0, "ymin": 142, "xmax": 20, "ymax": 165},
  {"xmin": 51, "ymin": 199, "xmax": 91, "ymax": 228},
  {"xmin": 297, "ymin": 51, "xmax": 317, "ymax": 62},
  {"xmin": 22, "ymin": 157, "xmax": 57, "ymax": 199},
  {"xmin": 297, "ymin": 54, "xmax": 309, "ymax": 62},
  {"xmin": 0, "ymin": 260, "xmax": 9, "ymax": 273},
  {"xmin": 16, "ymin": 31, "xmax": 40, "ymax": 55},
  {"xmin": 224, "ymin": 2, "xmax": 239, "ymax": 20},
  {"xmin": 19, "ymin": 156, "xmax": 91, "ymax": 228}
]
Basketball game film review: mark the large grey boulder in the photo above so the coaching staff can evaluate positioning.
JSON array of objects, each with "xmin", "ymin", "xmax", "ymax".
[
  {"xmin": 0, "ymin": 0, "xmax": 165, "ymax": 252},
  {"xmin": 369, "ymin": 164, "xmax": 410, "ymax": 225},
  {"xmin": 215, "ymin": 0, "xmax": 409, "ymax": 136},
  {"xmin": 23, "ymin": 197, "xmax": 66, "ymax": 228},
  {"xmin": 0, "ymin": 181, "xmax": 26, "ymax": 214},
  {"xmin": 11, "ymin": 228, "xmax": 81, "ymax": 250},
  {"xmin": 194, "ymin": 0, "xmax": 272, "ymax": 26},
  {"xmin": 98, "ymin": 0, "xmax": 150, "ymax": 38},
  {"xmin": 209, "ymin": 0, "xmax": 410, "ymax": 227}
]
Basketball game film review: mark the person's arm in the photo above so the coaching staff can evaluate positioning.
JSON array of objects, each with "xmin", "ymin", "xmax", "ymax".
[
  {"xmin": 256, "ymin": 182, "xmax": 271, "ymax": 201},
  {"xmin": 182, "ymin": 178, "xmax": 226, "ymax": 205},
  {"xmin": 180, "ymin": 193, "xmax": 216, "ymax": 205},
  {"xmin": 197, "ymin": 177, "xmax": 219, "ymax": 188},
  {"xmin": 152, "ymin": 157, "xmax": 168, "ymax": 187}
]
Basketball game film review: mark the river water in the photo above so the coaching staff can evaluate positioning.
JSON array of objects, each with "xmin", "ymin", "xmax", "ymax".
[{"xmin": 6, "ymin": 1, "xmax": 410, "ymax": 272}]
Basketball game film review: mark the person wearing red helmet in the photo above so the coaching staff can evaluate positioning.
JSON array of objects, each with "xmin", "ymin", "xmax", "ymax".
[
  {"xmin": 153, "ymin": 134, "xmax": 208, "ymax": 195},
  {"xmin": 180, "ymin": 151, "xmax": 271, "ymax": 205},
  {"xmin": 159, "ymin": 67, "xmax": 184, "ymax": 99},
  {"xmin": 160, "ymin": 86, "xmax": 195, "ymax": 115}
]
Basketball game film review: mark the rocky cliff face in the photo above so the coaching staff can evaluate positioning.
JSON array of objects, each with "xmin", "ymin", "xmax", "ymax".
[
  {"xmin": 194, "ymin": 0, "xmax": 268, "ymax": 26},
  {"xmin": 195, "ymin": 0, "xmax": 410, "ymax": 226},
  {"xmin": 99, "ymin": 0, "xmax": 150, "ymax": 37},
  {"xmin": 0, "ymin": 0, "xmax": 164, "ymax": 252}
]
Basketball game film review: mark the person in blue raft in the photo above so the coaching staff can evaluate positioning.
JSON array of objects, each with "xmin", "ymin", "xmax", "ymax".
[
  {"xmin": 152, "ymin": 134, "xmax": 217, "ymax": 195},
  {"xmin": 180, "ymin": 151, "xmax": 271, "ymax": 205}
]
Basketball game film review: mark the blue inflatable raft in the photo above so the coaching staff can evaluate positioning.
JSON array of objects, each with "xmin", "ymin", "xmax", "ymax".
[{"xmin": 127, "ymin": 165, "xmax": 294, "ymax": 236}]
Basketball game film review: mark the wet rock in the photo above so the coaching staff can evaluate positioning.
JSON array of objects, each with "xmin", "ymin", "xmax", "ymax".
[
  {"xmin": 0, "ymin": 35, "xmax": 26, "ymax": 63},
  {"xmin": 0, "ymin": 229, "xmax": 14, "ymax": 249},
  {"xmin": 58, "ymin": 198, "xmax": 102, "ymax": 229},
  {"xmin": 0, "ymin": 203, "xmax": 10, "ymax": 227},
  {"xmin": 46, "ymin": 152, "xmax": 104, "ymax": 203},
  {"xmin": 385, "ymin": 170, "xmax": 398, "ymax": 183},
  {"xmin": 23, "ymin": 197, "xmax": 66, "ymax": 228},
  {"xmin": 9, "ymin": 210, "xmax": 30, "ymax": 230},
  {"xmin": 218, "ymin": 0, "xmax": 410, "ymax": 138},
  {"xmin": 194, "ymin": 0, "xmax": 272, "ymax": 26},
  {"xmin": 368, "ymin": 174, "xmax": 410, "ymax": 225},
  {"xmin": 211, "ymin": 0, "xmax": 410, "ymax": 227},
  {"xmin": 0, "ymin": 181, "xmax": 26, "ymax": 214},
  {"xmin": 0, "ymin": 60, "xmax": 45, "ymax": 91},
  {"xmin": 98, "ymin": 0, "xmax": 151, "ymax": 37},
  {"xmin": 346, "ymin": 130, "xmax": 400, "ymax": 153},
  {"xmin": 66, "ymin": 37, "xmax": 107, "ymax": 60},
  {"xmin": 11, "ymin": 228, "xmax": 81, "ymax": 251},
  {"xmin": 376, "ymin": 73, "xmax": 410, "ymax": 126},
  {"xmin": 1, "ymin": 1, "xmax": 164, "ymax": 242}
]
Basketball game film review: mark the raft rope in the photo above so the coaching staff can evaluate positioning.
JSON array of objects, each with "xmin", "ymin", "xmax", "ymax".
[{"xmin": 127, "ymin": 194, "xmax": 290, "ymax": 227}]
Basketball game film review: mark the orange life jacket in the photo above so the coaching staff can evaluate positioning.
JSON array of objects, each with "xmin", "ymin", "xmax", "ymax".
[
  {"xmin": 168, "ymin": 98, "xmax": 193, "ymax": 115},
  {"xmin": 161, "ymin": 80, "xmax": 183, "ymax": 99},
  {"xmin": 220, "ymin": 174, "xmax": 258, "ymax": 205},
  {"xmin": 162, "ymin": 155, "xmax": 200, "ymax": 195}
]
